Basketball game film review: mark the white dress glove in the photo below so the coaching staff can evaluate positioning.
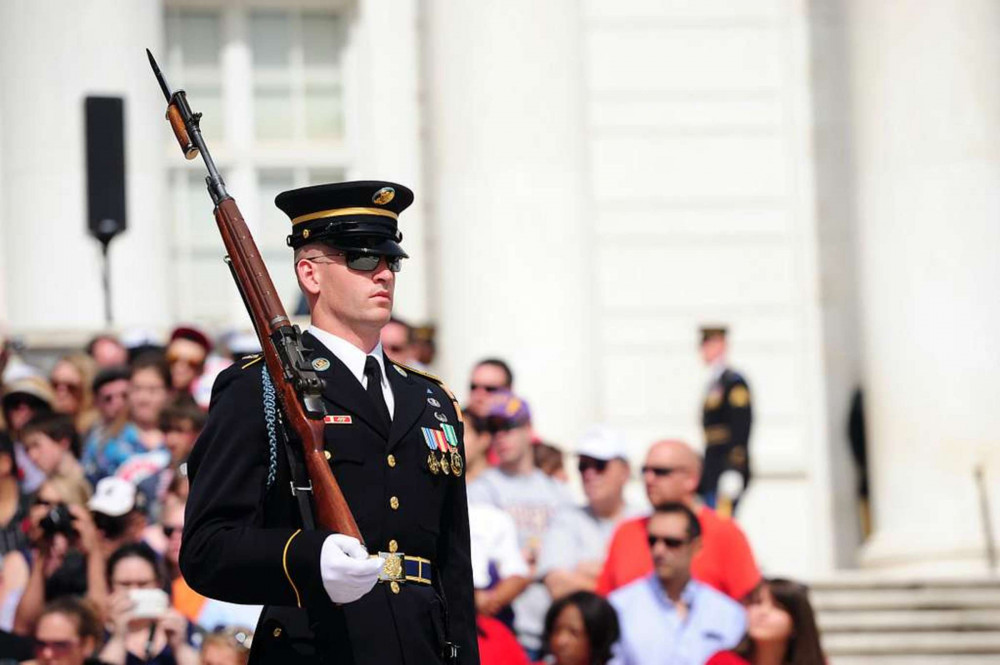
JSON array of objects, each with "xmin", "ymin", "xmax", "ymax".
[{"xmin": 320, "ymin": 534, "xmax": 384, "ymax": 605}]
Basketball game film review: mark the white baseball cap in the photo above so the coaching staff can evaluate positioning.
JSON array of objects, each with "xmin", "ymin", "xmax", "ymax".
[
  {"xmin": 575, "ymin": 425, "xmax": 630, "ymax": 462},
  {"xmin": 88, "ymin": 477, "xmax": 137, "ymax": 517}
]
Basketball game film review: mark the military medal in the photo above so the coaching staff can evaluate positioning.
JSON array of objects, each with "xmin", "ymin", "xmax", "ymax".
[
  {"xmin": 439, "ymin": 452, "xmax": 451, "ymax": 475},
  {"xmin": 427, "ymin": 451, "xmax": 440, "ymax": 474},
  {"xmin": 440, "ymin": 424, "xmax": 464, "ymax": 476},
  {"xmin": 422, "ymin": 427, "xmax": 445, "ymax": 475}
]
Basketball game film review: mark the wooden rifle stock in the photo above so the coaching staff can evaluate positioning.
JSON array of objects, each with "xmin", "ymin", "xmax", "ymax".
[
  {"xmin": 146, "ymin": 48, "xmax": 361, "ymax": 542},
  {"xmin": 214, "ymin": 200, "xmax": 361, "ymax": 541}
]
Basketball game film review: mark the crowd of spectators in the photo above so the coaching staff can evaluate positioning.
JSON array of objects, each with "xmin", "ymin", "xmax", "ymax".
[
  {"xmin": 0, "ymin": 328, "xmax": 255, "ymax": 665},
  {"xmin": 0, "ymin": 321, "xmax": 827, "ymax": 665}
]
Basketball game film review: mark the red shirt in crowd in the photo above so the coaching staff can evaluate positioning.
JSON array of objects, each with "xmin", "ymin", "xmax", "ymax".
[
  {"xmin": 477, "ymin": 615, "xmax": 530, "ymax": 665},
  {"xmin": 595, "ymin": 504, "xmax": 760, "ymax": 600},
  {"xmin": 706, "ymin": 652, "xmax": 750, "ymax": 665}
]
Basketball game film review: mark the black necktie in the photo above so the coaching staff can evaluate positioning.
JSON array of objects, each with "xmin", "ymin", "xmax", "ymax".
[{"xmin": 364, "ymin": 356, "xmax": 391, "ymax": 427}]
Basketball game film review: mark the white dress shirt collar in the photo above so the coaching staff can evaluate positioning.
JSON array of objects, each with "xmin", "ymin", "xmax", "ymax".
[{"xmin": 306, "ymin": 325, "xmax": 389, "ymax": 390}]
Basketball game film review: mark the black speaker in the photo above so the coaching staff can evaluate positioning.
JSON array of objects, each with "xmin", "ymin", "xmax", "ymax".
[{"xmin": 85, "ymin": 96, "xmax": 127, "ymax": 245}]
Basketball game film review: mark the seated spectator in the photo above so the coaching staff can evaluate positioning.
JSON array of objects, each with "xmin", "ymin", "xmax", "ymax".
[
  {"xmin": 200, "ymin": 626, "xmax": 253, "ymax": 665},
  {"xmin": 477, "ymin": 614, "xmax": 530, "ymax": 665},
  {"xmin": 99, "ymin": 543, "xmax": 198, "ymax": 665},
  {"xmin": 597, "ymin": 440, "xmax": 760, "ymax": 601},
  {"xmin": 88, "ymin": 478, "xmax": 147, "ymax": 560},
  {"xmin": 166, "ymin": 327, "xmax": 212, "ymax": 404},
  {"xmin": 468, "ymin": 502, "xmax": 530, "ymax": 627},
  {"xmin": 50, "ymin": 354, "xmax": 99, "ymax": 436},
  {"xmin": 462, "ymin": 408, "xmax": 490, "ymax": 483},
  {"xmin": 609, "ymin": 503, "xmax": 745, "ymax": 665},
  {"xmin": 83, "ymin": 358, "xmax": 169, "ymax": 484},
  {"xmin": 33, "ymin": 596, "xmax": 108, "ymax": 665},
  {"xmin": 467, "ymin": 359, "xmax": 514, "ymax": 418},
  {"xmin": 22, "ymin": 414, "xmax": 91, "ymax": 501},
  {"xmin": 539, "ymin": 427, "xmax": 641, "ymax": 601},
  {"xmin": 2, "ymin": 376, "xmax": 55, "ymax": 493},
  {"xmin": 87, "ymin": 334, "xmax": 129, "ymax": 369},
  {"xmin": 0, "ymin": 432, "xmax": 31, "ymax": 556},
  {"xmin": 155, "ymin": 402, "xmax": 206, "ymax": 502},
  {"xmin": 707, "ymin": 578, "xmax": 826, "ymax": 665},
  {"xmin": 468, "ymin": 392, "xmax": 573, "ymax": 657},
  {"xmin": 534, "ymin": 441, "xmax": 568, "ymax": 483},
  {"xmin": 81, "ymin": 367, "xmax": 132, "ymax": 484},
  {"xmin": 380, "ymin": 317, "xmax": 417, "ymax": 365},
  {"xmin": 14, "ymin": 479, "xmax": 107, "ymax": 634},
  {"xmin": 541, "ymin": 591, "xmax": 619, "ymax": 665}
]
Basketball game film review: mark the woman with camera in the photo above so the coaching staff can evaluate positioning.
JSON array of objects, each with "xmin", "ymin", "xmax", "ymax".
[
  {"xmin": 98, "ymin": 543, "xmax": 198, "ymax": 665},
  {"xmin": 13, "ymin": 478, "xmax": 108, "ymax": 635}
]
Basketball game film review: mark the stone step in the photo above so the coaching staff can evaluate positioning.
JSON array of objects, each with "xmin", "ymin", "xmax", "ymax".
[
  {"xmin": 830, "ymin": 656, "xmax": 1000, "ymax": 665},
  {"xmin": 819, "ymin": 608, "xmax": 1000, "ymax": 632},
  {"xmin": 809, "ymin": 576, "xmax": 1000, "ymax": 592},
  {"xmin": 812, "ymin": 587, "xmax": 1000, "ymax": 611},
  {"xmin": 822, "ymin": 630, "xmax": 1000, "ymax": 655}
]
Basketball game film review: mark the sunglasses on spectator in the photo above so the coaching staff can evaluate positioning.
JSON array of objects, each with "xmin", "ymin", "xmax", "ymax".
[
  {"xmin": 641, "ymin": 465, "xmax": 681, "ymax": 478},
  {"xmin": 647, "ymin": 534, "xmax": 690, "ymax": 549},
  {"xmin": 306, "ymin": 251, "xmax": 402, "ymax": 273},
  {"xmin": 98, "ymin": 390, "xmax": 128, "ymax": 404},
  {"xmin": 162, "ymin": 525, "xmax": 182, "ymax": 538},
  {"xmin": 52, "ymin": 380, "xmax": 82, "ymax": 396},
  {"xmin": 578, "ymin": 458, "xmax": 610, "ymax": 474},
  {"xmin": 469, "ymin": 383, "xmax": 503, "ymax": 393},
  {"xmin": 482, "ymin": 418, "xmax": 518, "ymax": 435},
  {"xmin": 34, "ymin": 639, "xmax": 79, "ymax": 656},
  {"xmin": 384, "ymin": 344, "xmax": 408, "ymax": 355}
]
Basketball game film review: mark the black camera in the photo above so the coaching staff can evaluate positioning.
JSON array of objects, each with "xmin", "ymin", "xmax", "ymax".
[{"xmin": 40, "ymin": 503, "xmax": 76, "ymax": 537}]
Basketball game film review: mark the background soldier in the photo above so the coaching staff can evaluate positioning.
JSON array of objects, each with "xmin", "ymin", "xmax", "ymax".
[
  {"xmin": 697, "ymin": 326, "xmax": 752, "ymax": 515},
  {"xmin": 180, "ymin": 182, "xmax": 478, "ymax": 664}
]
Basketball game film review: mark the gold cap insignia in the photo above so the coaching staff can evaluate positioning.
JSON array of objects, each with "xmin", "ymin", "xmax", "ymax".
[
  {"xmin": 302, "ymin": 229, "xmax": 311, "ymax": 239},
  {"xmin": 373, "ymin": 187, "xmax": 395, "ymax": 205}
]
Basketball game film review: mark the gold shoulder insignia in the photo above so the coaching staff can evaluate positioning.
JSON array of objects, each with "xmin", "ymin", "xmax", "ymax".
[
  {"xmin": 396, "ymin": 363, "xmax": 465, "ymax": 426},
  {"xmin": 729, "ymin": 385, "xmax": 750, "ymax": 408},
  {"xmin": 241, "ymin": 354, "xmax": 263, "ymax": 370}
]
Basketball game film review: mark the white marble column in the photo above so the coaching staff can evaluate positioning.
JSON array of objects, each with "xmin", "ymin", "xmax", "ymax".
[
  {"xmin": 848, "ymin": 0, "xmax": 1000, "ymax": 571},
  {"xmin": 423, "ymin": 0, "xmax": 593, "ymax": 440},
  {"xmin": 0, "ymin": 0, "xmax": 169, "ymax": 332}
]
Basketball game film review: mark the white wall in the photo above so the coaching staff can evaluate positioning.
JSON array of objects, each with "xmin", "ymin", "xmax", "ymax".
[{"xmin": 0, "ymin": 0, "xmax": 170, "ymax": 334}]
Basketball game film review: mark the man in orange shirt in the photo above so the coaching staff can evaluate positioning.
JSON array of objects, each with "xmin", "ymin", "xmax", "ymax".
[{"xmin": 595, "ymin": 439, "xmax": 760, "ymax": 601}]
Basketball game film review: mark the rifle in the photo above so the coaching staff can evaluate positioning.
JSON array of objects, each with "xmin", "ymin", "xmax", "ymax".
[{"xmin": 146, "ymin": 49, "xmax": 362, "ymax": 542}]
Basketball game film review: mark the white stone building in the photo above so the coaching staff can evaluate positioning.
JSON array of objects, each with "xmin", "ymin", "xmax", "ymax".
[{"xmin": 0, "ymin": 0, "xmax": 997, "ymax": 583}]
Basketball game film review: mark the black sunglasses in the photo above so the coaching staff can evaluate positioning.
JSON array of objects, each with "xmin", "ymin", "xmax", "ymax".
[
  {"xmin": 578, "ymin": 458, "xmax": 609, "ymax": 474},
  {"xmin": 162, "ymin": 525, "xmax": 181, "ymax": 538},
  {"xmin": 469, "ymin": 383, "xmax": 503, "ymax": 393},
  {"xmin": 482, "ymin": 417, "xmax": 518, "ymax": 435},
  {"xmin": 641, "ymin": 465, "xmax": 680, "ymax": 478},
  {"xmin": 647, "ymin": 534, "xmax": 690, "ymax": 549},
  {"xmin": 307, "ymin": 251, "xmax": 402, "ymax": 273}
]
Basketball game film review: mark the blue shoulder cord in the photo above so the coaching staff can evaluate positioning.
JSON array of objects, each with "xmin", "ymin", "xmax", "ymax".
[{"xmin": 261, "ymin": 365, "xmax": 279, "ymax": 489}]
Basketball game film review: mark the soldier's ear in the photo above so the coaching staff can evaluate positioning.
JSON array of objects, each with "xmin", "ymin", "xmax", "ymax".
[{"xmin": 296, "ymin": 257, "xmax": 322, "ymax": 296}]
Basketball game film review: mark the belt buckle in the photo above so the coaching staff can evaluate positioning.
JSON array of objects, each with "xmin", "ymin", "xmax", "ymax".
[{"xmin": 377, "ymin": 551, "xmax": 405, "ymax": 582}]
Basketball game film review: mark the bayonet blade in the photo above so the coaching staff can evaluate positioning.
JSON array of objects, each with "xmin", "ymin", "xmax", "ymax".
[{"xmin": 146, "ymin": 48, "xmax": 172, "ymax": 102}]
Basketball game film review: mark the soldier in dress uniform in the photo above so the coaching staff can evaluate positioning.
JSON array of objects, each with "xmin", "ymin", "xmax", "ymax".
[
  {"xmin": 180, "ymin": 181, "xmax": 479, "ymax": 665},
  {"xmin": 696, "ymin": 326, "xmax": 752, "ymax": 515}
]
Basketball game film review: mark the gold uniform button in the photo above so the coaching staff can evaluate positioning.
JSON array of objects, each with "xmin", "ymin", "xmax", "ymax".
[
  {"xmin": 390, "ymin": 496, "xmax": 400, "ymax": 510},
  {"xmin": 387, "ymin": 454, "xmax": 396, "ymax": 468},
  {"xmin": 388, "ymin": 539, "xmax": 398, "ymax": 553},
  {"xmin": 324, "ymin": 450, "xmax": 332, "ymax": 460},
  {"xmin": 390, "ymin": 581, "xmax": 400, "ymax": 594},
  {"xmin": 273, "ymin": 628, "xmax": 282, "ymax": 638}
]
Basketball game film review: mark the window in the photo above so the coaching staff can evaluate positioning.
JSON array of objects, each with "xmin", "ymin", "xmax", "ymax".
[{"xmin": 165, "ymin": 3, "xmax": 352, "ymax": 325}]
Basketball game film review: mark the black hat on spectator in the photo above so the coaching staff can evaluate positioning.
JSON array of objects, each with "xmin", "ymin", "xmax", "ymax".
[
  {"xmin": 92, "ymin": 366, "xmax": 131, "ymax": 394},
  {"xmin": 278, "ymin": 181, "xmax": 413, "ymax": 256}
]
